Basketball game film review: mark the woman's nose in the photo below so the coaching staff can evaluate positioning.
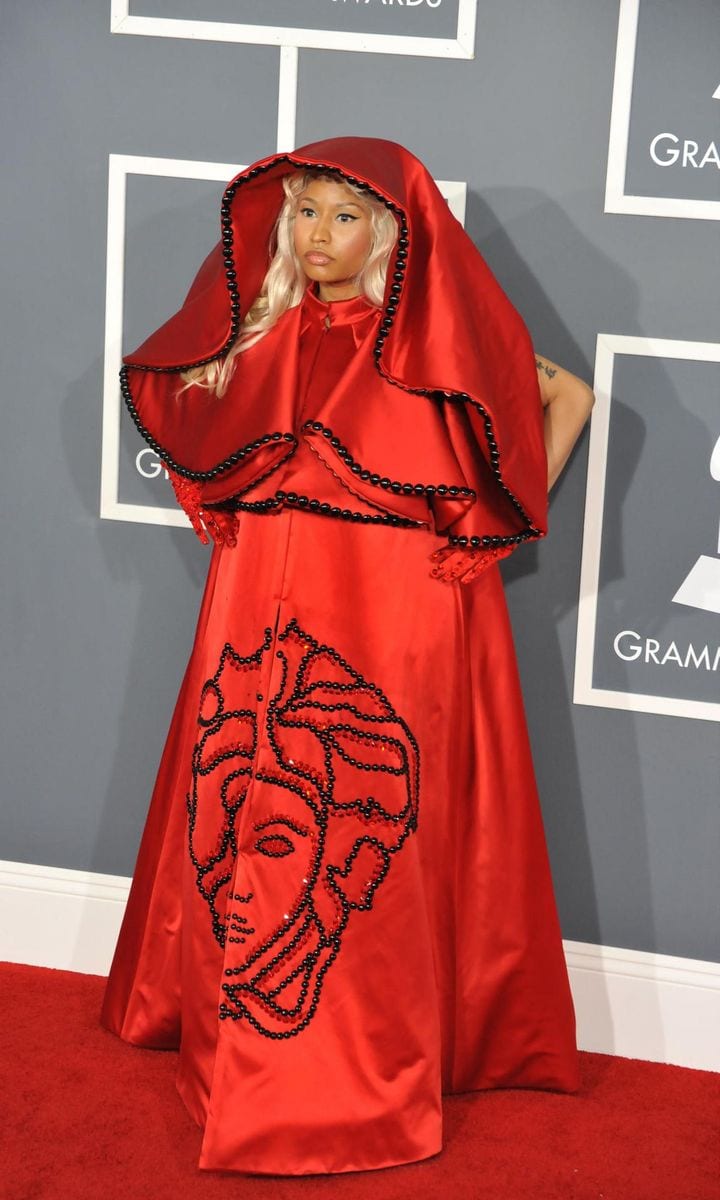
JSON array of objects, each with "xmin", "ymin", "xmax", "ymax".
[{"xmin": 311, "ymin": 217, "xmax": 331, "ymax": 243}]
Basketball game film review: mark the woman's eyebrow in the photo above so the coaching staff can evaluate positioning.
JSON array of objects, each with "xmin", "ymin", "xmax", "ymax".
[{"xmin": 300, "ymin": 195, "xmax": 364, "ymax": 210}]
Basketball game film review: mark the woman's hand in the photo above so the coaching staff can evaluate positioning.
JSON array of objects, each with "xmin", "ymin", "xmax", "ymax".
[
  {"xmin": 429, "ymin": 542, "xmax": 516, "ymax": 584},
  {"xmin": 535, "ymin": 354, "xmax": 595, "ymax": 491},
  {"xmin": 165, "ymin": 466, "xmax": 239, "ymax": 547}
]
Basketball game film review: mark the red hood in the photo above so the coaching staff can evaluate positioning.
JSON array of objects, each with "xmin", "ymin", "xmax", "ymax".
[{"xmin": 121, "ymin": 136, "xmax": 548, "ymax": 558}]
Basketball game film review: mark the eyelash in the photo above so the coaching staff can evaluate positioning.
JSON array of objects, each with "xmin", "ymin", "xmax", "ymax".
[{"xmin": 299, "ymin": 207, "xmax": 357, "ymax": 223}]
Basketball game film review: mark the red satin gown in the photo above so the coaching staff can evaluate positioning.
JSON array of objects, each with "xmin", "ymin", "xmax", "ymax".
[{"xmin": 101, "ymin": 282, "xmax": 580, "ymax": 1175}]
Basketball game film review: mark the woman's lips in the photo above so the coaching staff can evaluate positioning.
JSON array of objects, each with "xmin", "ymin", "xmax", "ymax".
[{"xmin": 305, "ymin": 252, "xmax": 333, "ymax": 264}]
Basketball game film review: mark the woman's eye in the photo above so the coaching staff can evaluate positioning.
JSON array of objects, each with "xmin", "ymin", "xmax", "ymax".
[
  {"xmin": 255, "ymin": 833, "xmax": 295, "ymax": 857},
  {"xmin": 298, "ymin": 207, "xmax": 356, "ymax": 222}
]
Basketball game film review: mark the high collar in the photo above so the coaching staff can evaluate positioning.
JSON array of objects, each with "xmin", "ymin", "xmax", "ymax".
[{"xmin": 300, "ymin": 283, "xmax": 380, "ymax": 345}]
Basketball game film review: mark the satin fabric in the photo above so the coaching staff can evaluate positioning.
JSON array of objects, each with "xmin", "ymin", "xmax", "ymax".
[
  {"xmin": 101, "ymin": 285, "xmax": 580, "ymax": 1176},
  {"xmin": 120, "ymin": 137, "xmax": 548, "ymax": 567}
]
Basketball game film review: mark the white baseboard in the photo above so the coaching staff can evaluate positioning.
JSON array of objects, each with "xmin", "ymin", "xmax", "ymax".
[
  {"xmin": 563, "ymin": 939, "xmax": 719, "ymax": 1073},
  {"xmin": 1, "ymin": 859, "xmax": 718, "ymax": 1073},
  {"xmin": 0, "ymin": 859, "xmax": 130, "ymax": 976}
]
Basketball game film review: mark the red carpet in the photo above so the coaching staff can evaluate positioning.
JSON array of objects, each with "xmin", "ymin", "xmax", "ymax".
[{"xmin": 1, "ymin": 963, "xmax": 717, "ymax": 1200}]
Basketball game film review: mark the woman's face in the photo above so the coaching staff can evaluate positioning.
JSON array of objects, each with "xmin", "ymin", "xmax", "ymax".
[{"xmin": 293, "ymin": 177, "xmax": 373, "ymax": 301}]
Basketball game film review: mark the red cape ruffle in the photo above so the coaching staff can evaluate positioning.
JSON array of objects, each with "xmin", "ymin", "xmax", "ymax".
[{"xmin": 121, "ymin": 136, "xmax": 547, "ymax": 562}]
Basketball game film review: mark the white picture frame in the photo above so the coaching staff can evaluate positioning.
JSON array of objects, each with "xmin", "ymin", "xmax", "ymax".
[
  {"xmin": 573, "ymin": 332, "xmax": 720, "ymax": 723},
  {"xmin": 110, "ymin": 0, "xmax": 479, "ymax": 59},
  {"xmin": 605, "ymin": 0, "xmax": 720, "ymax": 222}
]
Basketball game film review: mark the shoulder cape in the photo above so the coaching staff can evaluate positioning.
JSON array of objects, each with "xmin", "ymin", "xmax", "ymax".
[{"xmin": 121, "ymin": 136, "xmax": 548, "ymax": 567}]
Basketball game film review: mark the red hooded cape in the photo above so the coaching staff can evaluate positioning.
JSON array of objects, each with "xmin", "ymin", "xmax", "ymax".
[{"xmin": 121, "ymin": 136, "xmax": 548, "ymax": 563}]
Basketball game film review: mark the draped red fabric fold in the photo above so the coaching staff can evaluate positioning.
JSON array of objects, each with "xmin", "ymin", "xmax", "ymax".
[{"xmin": 120, "ymin": 137, "xmax": 547, "ymax": 570}]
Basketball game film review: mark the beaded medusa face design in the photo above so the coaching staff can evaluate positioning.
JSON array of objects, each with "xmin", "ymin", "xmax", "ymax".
[{"xmin": 186, "ymin": 618, "xmax": 419, "ymax": 1039}]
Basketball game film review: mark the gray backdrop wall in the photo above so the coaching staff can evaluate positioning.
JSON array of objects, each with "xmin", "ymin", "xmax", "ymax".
[{"xmin": 2, "ymin": 0, "xmax": 718, "ymax": 963}]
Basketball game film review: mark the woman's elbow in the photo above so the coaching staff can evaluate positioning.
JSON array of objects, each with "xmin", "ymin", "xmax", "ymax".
[
  {"xmin": 579, "ymin": 380, "xmax": 595, "ymax": 418},
  {"xmin": 549, "ymin": 378, "xmax": 595, "ymax": 424},
  {"xmin": 566, "ymin": 379, "xmax": 595, "ymax": 424}
]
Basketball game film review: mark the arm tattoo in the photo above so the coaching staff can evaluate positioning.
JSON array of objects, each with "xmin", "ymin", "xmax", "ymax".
[{"xmin": 536, "ymin": 357, "xmax": 558, "ymax": 380}]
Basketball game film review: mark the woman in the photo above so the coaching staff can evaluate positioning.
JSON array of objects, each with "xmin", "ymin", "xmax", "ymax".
[{"xmin": 101, "ymin": 136, "xmax": 594, "ymax": 1176}]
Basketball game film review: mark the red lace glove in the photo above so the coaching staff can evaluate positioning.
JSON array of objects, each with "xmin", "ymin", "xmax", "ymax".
[
  {"xmin": 429, "ymin": 543, "xmax": 515, "ymax": 584},
  {"xmin": 165, "ymin": 466, "xmax": 239, "ymax": 547}
]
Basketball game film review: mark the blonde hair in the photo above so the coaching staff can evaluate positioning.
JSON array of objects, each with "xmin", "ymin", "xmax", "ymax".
[{"xmin": 178, "ymin": 169, "xmax": 398, "ymax": 398}]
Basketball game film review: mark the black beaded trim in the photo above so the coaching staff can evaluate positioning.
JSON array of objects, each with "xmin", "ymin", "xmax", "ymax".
[
  {"xmin": 439, "ymin": 391, "xmax": 541, "ymax": 548},
  {"xmin": 120, "ymin": 372, "xmax": 297, "ymax": 482},
  {"xmin": 186, "ymin": 629, "xmax": 273, "ymax": 947},
  {"xmin": 203, "ymin": 444, "xmax": 302, "ymax": 503},
  {"xmin": 201, "ymin": 417, "xmax": 475, "ymax": 525},
  {"xmin": 447, "ymin": 531, "xmax": 533, "ymax": 550},
  {"xmin": 183, "ymin": 615, "xmax": 421, "ymax": 1040},
  {"xmin": 123, "ymin": 152, "xmax": 541, "ymax": 543},
  {"xmin": 303, "ymin": 421, "xmax": 475, "ymax": 502},
  {"xmin": 224, "ymin": 490, "xmax": 424, "ymax": 529}
]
